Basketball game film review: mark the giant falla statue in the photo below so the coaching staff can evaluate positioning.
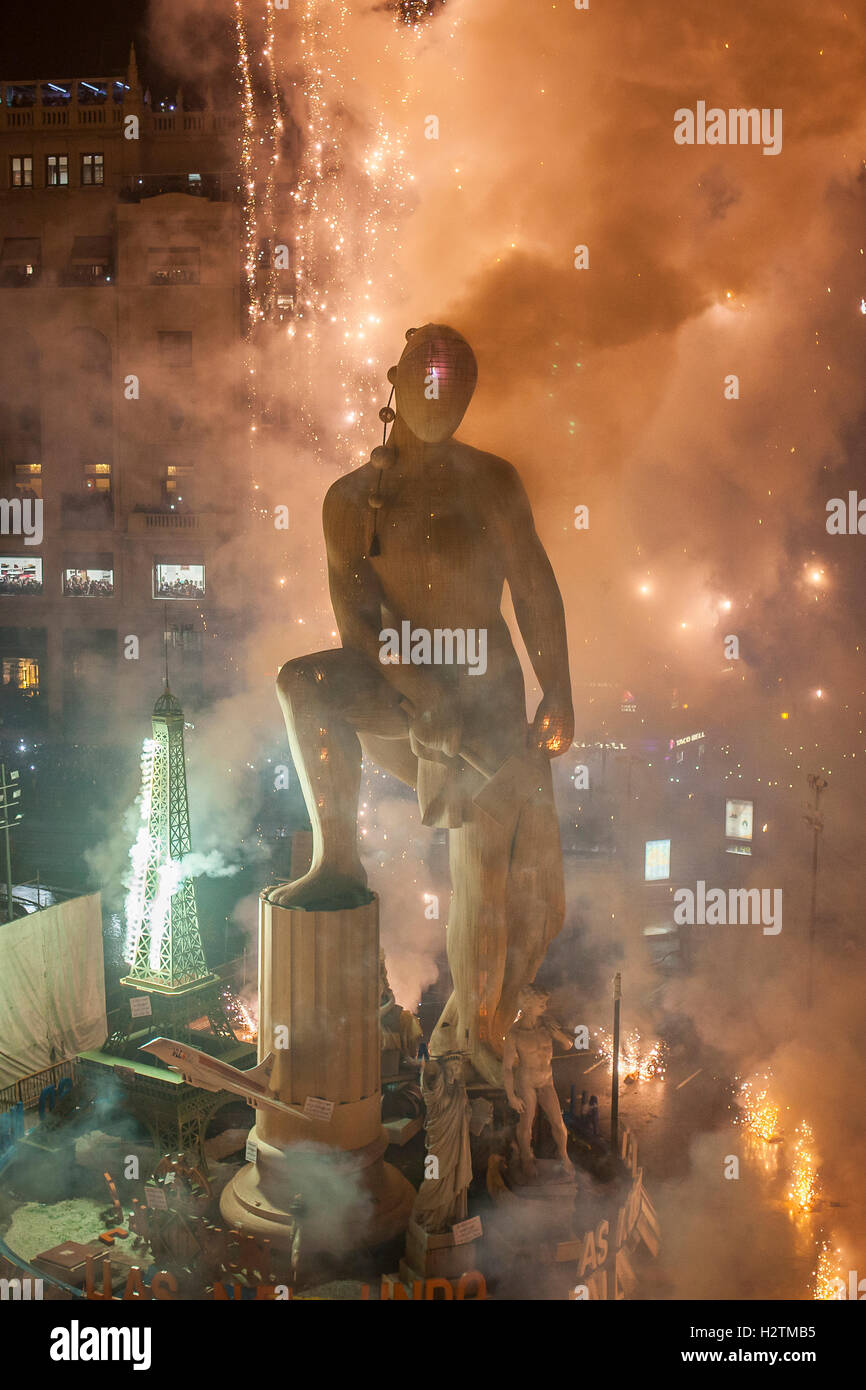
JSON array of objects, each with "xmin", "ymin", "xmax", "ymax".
[{"xmin": 271, "ymin": 323, "xmax": 573, "ymax": 1085}]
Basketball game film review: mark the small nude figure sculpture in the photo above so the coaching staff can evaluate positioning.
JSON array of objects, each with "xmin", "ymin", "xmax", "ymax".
[{"xmin": 502, "ymin": 983, "xmax": 574, "ymax": 1180}]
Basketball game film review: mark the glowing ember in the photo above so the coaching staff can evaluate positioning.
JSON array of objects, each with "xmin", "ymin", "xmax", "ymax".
[
  {"xmin": 813, "ymin": 1238, "xmax": 845, "ymax": 1299},
  {"xmin": 787, "ymin": 1121, "xmax": 820, "ymax": 1215},
  {"xmin": 595, "ymin": 1027, "xmax": 667, "ymax": 1083}
]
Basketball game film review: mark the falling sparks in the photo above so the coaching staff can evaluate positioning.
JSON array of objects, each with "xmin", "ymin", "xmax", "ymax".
[
  {"xmin": 787, "ymin": 1121, "xmax": 820, "ymax": 1216},
  {"xmin": 813, "ymin": 1239, "xmax": 845, "ymax": 1299}
]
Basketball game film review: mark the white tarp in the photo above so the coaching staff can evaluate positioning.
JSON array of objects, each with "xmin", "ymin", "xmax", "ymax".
[{"xmin": 0, "ymin": 892, "xmax": 106, "ymax": 1090}]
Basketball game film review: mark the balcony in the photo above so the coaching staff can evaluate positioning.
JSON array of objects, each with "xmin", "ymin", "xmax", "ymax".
[
  {"xmin": 118, "ymin": 173, "xmax": 235, "ymax": 204},
  {"xmin": 60, "ymin": 264, "xmax": 113, "ymax": 287},
  {"xmin": 0, "ymin": 266, "xmax": 41, "ymax": 287},
  {"xmin": 61, "ymin": 491, "xmax": 114, "ymax": 530}
]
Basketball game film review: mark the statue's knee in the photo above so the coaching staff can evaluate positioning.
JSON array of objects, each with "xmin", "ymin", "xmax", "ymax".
[{"xmin": 276, "ymin": 656, "xmax": 317, "ymax": 704}]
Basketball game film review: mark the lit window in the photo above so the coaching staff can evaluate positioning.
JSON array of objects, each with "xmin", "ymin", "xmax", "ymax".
[
  {"xmin": 164, "ymin": 463, "xmax": 194, "ymax": 508},
  {"xmin": 10, "ymin": 156, "xmax": 33, "ymax": 189},
  {"xmin": 1, "ymin": 657, "xmax": 39, "ymax": 692},
  {"xmin": 46, "ymin": 154, "xmax": 69, "ymax": 187},
  {"xmin": 13, "ymin": 463, "xmax": 41, "ymax": 499},
  {"xmin": 84, "ymin": 462, "xmax": 112, "ymax": 493},
  {"xmin": 81, "ymin": 153, "xmax": 104, "ymax": 186}
]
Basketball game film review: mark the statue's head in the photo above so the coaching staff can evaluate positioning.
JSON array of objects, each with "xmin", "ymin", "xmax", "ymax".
[
  {"xmin": 517, "ymin": 983, "xmax": 549, "ymax": 1021},
  {"xmin": 432, "ymin": 1050, "xmax": 466, "ymax": 1085},
  {"xmin": 387, "ymin": 324, "xmax": 477, "ymax": 444}
]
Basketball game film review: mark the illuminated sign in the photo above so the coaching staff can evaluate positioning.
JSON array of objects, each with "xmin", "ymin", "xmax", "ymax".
[
  {"xmin": 725, "ymin": 798, "xmax": 753, "ymax": 841},
  {"xmin": 644, "ymin": 840, "xmax": 671, "ymax": 882},
  {"xmin": 674, "ymin": 731, "xmax": 705, "ymax": 747}
]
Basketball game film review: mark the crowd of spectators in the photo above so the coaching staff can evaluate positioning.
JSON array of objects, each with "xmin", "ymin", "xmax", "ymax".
[
  {"xmin": 62, "ymin": 573, "xmax": 114, "ymax": 597},
  {"xmin": 155, "ymin": 577, "xmax": 205, "ymax": 599},
  {"xmin": 0, "ymin": 572, "xmax": 41, "ymax": 594}
]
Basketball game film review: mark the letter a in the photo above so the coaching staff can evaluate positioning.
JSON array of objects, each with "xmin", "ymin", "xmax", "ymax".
[
  {"xmin": 724, "ymin": 374, "xmax": 739, "ymax": 399},
  {"xmin": 124, "ymin": 374, "xmax": 139, "ymax": 400},
  {"xmin": 424, "ymin": 115, "xmax": 439, "ymax": 140},
  {"xmin": 573, "ymin": 504, "xmax": 589, "ymax": 529},
  {"xmin": 825, "ymin": 498, "xmax": 846, "ymax": 535},
  {"xmin": 724, "ymin": 1154, "xmax": 739, "ymax": 1180},
  {"xmin": 424, "ymin": 371, "xmax": 439, "ymax": 400},
  {"xmin": 573, "ymin": 244, "xmax": 589, "ymax": 269},
  {"xmin": 724, "ymin": 634, "xmax": 739, "ymax": 660},
  {"xmin": 673, "ymin": 109, "xmax": 694, "ymax": 145}
]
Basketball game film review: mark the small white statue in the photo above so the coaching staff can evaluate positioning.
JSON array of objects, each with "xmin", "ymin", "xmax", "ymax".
[{"xmin": 502, "ymin": 983, "xmax": 574, "ymax": 1181}]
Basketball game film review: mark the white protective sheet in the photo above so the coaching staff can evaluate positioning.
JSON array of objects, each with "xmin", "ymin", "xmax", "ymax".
[{"xmin": 0, "ymin": 892, "xmax": 106, "ymax": 1089}]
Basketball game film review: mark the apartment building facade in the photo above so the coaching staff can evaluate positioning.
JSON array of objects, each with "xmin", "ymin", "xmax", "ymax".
[{"xmin": 0, "ymin": 49, "xmax": 249, "ymax": 739}]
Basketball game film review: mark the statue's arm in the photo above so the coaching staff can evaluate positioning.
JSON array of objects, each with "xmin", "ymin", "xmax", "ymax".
[
  {"xmin": 502, "ymin": 1031, "xmax": 523, "ymax": 1112},
  {"xmin": 493, "ymin": 461, "xmax": 574, "ymax": 751}
]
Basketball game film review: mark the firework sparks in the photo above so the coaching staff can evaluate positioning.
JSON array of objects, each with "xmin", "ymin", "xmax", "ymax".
[
  {"xmin": 594, "ymin": 1026, "xmax": 667, "ymax": 1083},
  {"xmin": 224, "ymin": 990, "xmax": 259, "ymax": 1043},
  {"xmin": 813, "ymin": 1238, "xmax": 845, "ymax": 1299},
  {"xmin": 787, "ymin": 1121, "xmax": 820, "ymax": 1216},
  {"xmin": 736, "ymin": 1074, "xmax": 781, "ymax": 1143}
]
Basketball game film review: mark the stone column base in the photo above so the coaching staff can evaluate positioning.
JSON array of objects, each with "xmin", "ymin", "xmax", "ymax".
[{"xmin": 219, "ymin": 1128, "xmax": 415, "ymax": 1260}]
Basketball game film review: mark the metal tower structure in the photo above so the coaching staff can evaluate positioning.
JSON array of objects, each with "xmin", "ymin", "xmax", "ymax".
[{"xmin": 122, "ymin": 686, "xmax": 214, "ymax": 995}]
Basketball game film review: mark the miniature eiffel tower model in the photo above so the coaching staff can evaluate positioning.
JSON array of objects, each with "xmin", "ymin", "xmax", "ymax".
[{"xmin": 114, "ymin": 684, "xmax": 236, "ymax": 1045}]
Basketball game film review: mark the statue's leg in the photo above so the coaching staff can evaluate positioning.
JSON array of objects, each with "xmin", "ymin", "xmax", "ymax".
[
  {"xmin": 515, "ymin": 1084, "xmax": 537, "ymax": 1178},
  {"xmin": 494, "ymin": 769, "xmax": 566, "ymax": 1043},
  {"xmin": 430, "ymin": 809, "xmax": 519, "ymax": 1084},
  {"xmin": 269, "ymin": 649, "xmax": 408, "ymax": 910},
  {"xmin": 537, "ymin": 1081, "xmax": 571, "ymax": 1166}
]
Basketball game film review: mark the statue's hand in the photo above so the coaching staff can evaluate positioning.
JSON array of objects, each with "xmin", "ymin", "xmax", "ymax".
[
  {"xmin": 531, "ymin": 689, "xmax": 574, "ymax": 756},
  {"xmin": 508, "ymin": 1095, "xmax": 526, "ymax": 1115},
  {"xmin": 409, "ymin": 693, "xmax": 462, "ymax": 761}
]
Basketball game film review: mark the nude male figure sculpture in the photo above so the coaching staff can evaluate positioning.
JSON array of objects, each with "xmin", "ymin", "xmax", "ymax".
[
  {"xmin": 502, "ymin": 983, "xmax": 575, "ymax": 1180},
  {"xmin": 270, "ymin": 324, "xmax": 573, "ymax": 1085}
]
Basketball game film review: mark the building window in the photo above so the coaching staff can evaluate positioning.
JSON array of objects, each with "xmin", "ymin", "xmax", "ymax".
[
  {"xmin": 153, "ymin": 563, "xmax": 205, "ymax": 600},
  {"xmin": 148, "ymin": 246, "xmax": 200, "ymax": 285},
  {"xmin": 46, "ymin": 154, "xmax": 69, "ymax": 187},
  {"xmin": 81, "ymin": 153, "xmax": 104, "ymax": 186},
  {"xmin": 0, "ymin": 558, "xmax": 42, "ymax": 594},
  {"xmin": 62, "ymin": 566, "xmax": 114, "ymax": 597},
  {"xmin": 2, "ymin": 657, "xmax": 39, "ymax": 693},
  {"xmin": 168, "ymin": 623, "xmax": 203, "ymax": 654},
  {"xmin": 164, "ymin": 463, "xmax": 194, "ymax": 509},
  {"xmin": 10, "ymin": 156, "xmax": 33, "ymax": 189},
  {"xmin": 13, "ymin": 463, "xmax": 41, "ymax": 499},
  {"xmin": 1, "ymin": 239, "xmax": 40, "ymax": 286},
  {"xmin": 84, "ymin": 461, "xmax": 112, "ymax": 493},
  {"xmin": 158, "ymin": 332, "xmax": 192, "ymax": 367}
]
